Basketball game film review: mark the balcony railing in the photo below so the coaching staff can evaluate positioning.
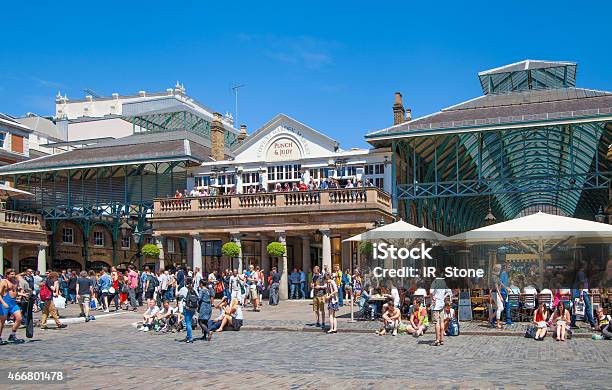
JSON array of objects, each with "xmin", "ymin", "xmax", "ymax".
[
  {"xmin": 0, "ymin": 209, "xmax": 45, "ymax": 231},
  {"xmin": 154, "ymin": 188, "xmax": 392, "ymax": 215}
]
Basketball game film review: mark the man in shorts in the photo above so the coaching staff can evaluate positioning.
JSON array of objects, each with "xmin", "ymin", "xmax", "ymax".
[
  {"xmin": 143, "ymin": 267, "xmax": 156, "ymax": 302},
  {"xmin": 430, "ymin": 278, "xmax": 452, "ymax": 346},
  {"xmin": 0, "ymin": 269, "xmax": 27, "ymax": 344},
  {"xmin": 247, "ymin": 264, "xmax": 260, "ymax": 311},
  {"xmin": 377, "ymin": 298, "xmax": 401, "ymax": 336},
  {"xmin": 311, "ymin": 266, "xmax": 326, "ymax": 329},
  {"xmin": 76, "ymin": 271, "xmax": 94, "ymax": 322}
]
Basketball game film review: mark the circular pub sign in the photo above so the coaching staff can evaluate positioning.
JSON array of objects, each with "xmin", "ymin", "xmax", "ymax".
[{"xmin": 266, "ymin": 137, "xmax": 302, "ymax": 161}]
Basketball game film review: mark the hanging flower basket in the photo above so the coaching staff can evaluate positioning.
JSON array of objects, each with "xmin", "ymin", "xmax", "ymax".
[{"xmin": 141, "ymin": 243, "xmax": 161, "ymax": 259}]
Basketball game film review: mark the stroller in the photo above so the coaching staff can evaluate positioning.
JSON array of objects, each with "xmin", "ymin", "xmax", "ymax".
[{"xmin": 355, "ymin": 291, "xmax": 372, "ymax": 320}]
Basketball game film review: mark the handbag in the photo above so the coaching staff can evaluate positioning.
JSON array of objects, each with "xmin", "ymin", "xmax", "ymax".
[
  {"xmin": 53, "ymin": 295, "xmax": 66, "ymax": 309},
  {"xmin": 525, "ymin": 324, "xmax": 537, "ymax": 338}
]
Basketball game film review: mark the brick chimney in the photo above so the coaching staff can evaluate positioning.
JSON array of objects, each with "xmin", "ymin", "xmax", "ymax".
[
  {"xmin": 238, "ymin": 124, "xmax": 247, "ymax": 144},
  {"xmin": 393, "ymin": 92, "xmax": 406, "ymax": 125},
  {"xmin": 210, "ymin": 112, "xmax": 225, "ymax": 161}
]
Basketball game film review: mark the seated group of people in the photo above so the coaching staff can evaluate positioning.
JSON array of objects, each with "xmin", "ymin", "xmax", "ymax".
[
  {"xmin": 375, "ymin": 296, "xmax": 456, "ymax": 339},
  {"xmin": 531, "ymin": 302, "xmax": 612, "ymax": 341},
  {"xmin": 139, "ymin": 277, "xmax": 244, "ymax": 342}
]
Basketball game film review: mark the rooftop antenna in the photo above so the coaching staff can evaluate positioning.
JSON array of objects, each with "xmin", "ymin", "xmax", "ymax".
[{"xmin": 231, "ymin": 83, "xmax": 245, "ymax": 128}]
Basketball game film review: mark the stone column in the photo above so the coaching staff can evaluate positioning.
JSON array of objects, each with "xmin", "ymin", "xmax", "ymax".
[
  {"xmin": 0, "ymin": 241, "xmax": 5, "ymax": 275},
  {"xmin": 231, "ymin": 233, "xmax": 243, "ymax": 273},
  {"xmin": 302, "ymin": 236, "xmax": 311, "ymax": 273},
  {"xmin": 12, "ymin": 245, "xmax": 20, "ymax": 270},
  {"xmin": 321, "ymin": 229, "xmax": 332, "ymax": 272},
  {"xmin": 37, "ymin": 244, "xmax": 47, "ymax": 274},
  {"xmin": 155, "ymin": 236, "xmax": 165, "ymax": 271},
  {"xmin": 191, "ymin": 233, "xmax": 202, "ymax": 272},
  {"xmin": 342, "ymin": 239, "xmax": 351, "ymax": 272},
  {"xmin": 185, "ymin": 237, "xmax": 193, "ymax": 270},
  {"xmin": 277, "ymin": 231, "xmax": 288, "ymax": 300},
  {"xmin": 236, "ymin": 172, "xmax": 243, "ymax": 194},
  {"xmin": 261, "ymin": 238, "xmax": 269, "ymax": 274}
]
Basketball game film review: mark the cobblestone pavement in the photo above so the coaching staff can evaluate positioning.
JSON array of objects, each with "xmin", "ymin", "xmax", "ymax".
[{"xmin": 2, "ymin": 303, "xmax": 611, "ymax": 389}]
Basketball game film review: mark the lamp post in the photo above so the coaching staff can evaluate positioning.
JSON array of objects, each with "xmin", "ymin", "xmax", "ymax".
[{"xmin": 132, "ymin": 225, "xmax": 142, "ymax": 270}]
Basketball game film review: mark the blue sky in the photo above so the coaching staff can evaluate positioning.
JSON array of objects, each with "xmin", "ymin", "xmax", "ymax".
[{"xmin": 1, "ymin": 1, "xmax": 610, "ymax": 148}]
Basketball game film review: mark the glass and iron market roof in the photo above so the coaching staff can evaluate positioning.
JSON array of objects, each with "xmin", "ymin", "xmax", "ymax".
[
  {"xmin": 0, "ymin": 130, "xmax": 218, "ymax": 174},
  {"xmin": 366, "ymin": 60, "xmax": 611, "ymax": 228},
  {"xmin": 367, "ymin": 61, "xmax": 611, "ymax": 140}
]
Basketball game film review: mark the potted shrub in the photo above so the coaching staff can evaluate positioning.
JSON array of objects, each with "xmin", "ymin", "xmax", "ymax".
[
  {"xmin": 141, "ymin": 243, "xmax": 161, "ymax": 270},
  {"xmin": 266, "ymin": 241, "xmax": 286, "ymax": 258},
  {"xmin": 222, "ymin": 242, "xmax": 241, "ymax": 258}
]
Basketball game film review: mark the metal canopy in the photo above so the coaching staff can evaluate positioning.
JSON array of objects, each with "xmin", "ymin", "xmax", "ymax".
[
  {"xmin": 378, "ymin": 61, "xmax": 612, "ymax": 235},
  {"xmin": 121, "ymin": 96, "xmax": 241, "ymax": 149},
  {"xmin": 478, "ymin": 60, "xmax": 577, "ymax": 95}
]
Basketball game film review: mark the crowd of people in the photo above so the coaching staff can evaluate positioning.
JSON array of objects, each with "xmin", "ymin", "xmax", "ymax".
[
  {"xmin": 174, "ymin": 177, "xmax": 376, "ymax": 198},
  {"xmin": 1, "ymin": 260, "xmax": 611, "ymax": 345}
]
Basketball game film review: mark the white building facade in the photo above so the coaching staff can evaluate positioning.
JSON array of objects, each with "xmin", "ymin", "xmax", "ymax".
[{"xmin": 190, "ymin": 114, "xmax": 392, "ymax": 194}]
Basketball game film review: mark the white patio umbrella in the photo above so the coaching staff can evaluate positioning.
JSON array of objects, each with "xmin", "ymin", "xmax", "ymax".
[
  {"xmin": 447, "ymin": 211, "xmax": 612, "ymax": 284},
  {"xmin": 343, "ymin": 219, "xmax": 447, "ymax": 242},
  {"xmin": 448, "ymin": 211, "xmax": 612, "ymax": 242},
  {"xmin": 0, "ymin": 183, "xmax": 34, "ymax": 200}
]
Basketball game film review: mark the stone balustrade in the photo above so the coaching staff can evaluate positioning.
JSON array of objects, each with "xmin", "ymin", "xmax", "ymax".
[
  {"xmin": 0, "ymin": 209, "xmax": 44, "ymax": 231},
  {"xmin": 154, "ymin": 188, "xmax": 391, "ymax": 215}
]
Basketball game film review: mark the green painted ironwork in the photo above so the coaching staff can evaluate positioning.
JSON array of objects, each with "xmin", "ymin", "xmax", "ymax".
[
  {"xmin": 126, "ymin": 111, "xmax": 241, "ymax": 149},
  {"xmin": 6, "ymin": 161, "xmax": 188, "ymax": 268},
  {"xmin": 395, "ymin": 121, "xmax": 611, "ymax": 235}
]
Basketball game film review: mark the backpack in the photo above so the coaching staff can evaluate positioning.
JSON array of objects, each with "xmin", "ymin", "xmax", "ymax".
[
  {"xmin": 148, "ymin": 275, "xmax": 159, "ymax": 291},
  {"xmin": 40, "ymin": 282, "xmax": 52, "ymax": 302},
  {"xmin": 525, "ymin": 324, "xmax": 537, "ymax": 338},
  {"xmin": 215, "ymin": 281, "xmax": 224, "ymax": 295},
  {"xmin": 185, "ymin": 288, "xmax": 199, "ymax": 311},
  {"xmin": 447, "ymin": 319, "xmax": 460, "ymax": 336}
]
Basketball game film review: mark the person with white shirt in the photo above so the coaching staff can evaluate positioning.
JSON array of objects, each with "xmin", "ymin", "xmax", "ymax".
[
  {"xmin": 193, "ymin": 267, "xmax": 203, "ymax": 292},
  {"xmin": 384, "ymin": 281, "xmax": 400, "ymax": 308},
  {"xmin": 229, "ymin": 269, "xmax": 243, "ymax": 302},
  {"xmin": 430, "ymin": 278, "xmax": 452, "ymax": 346},
  {"xmin": 141, "ymin": 299, "xmax": 160, "ymax": 332}
]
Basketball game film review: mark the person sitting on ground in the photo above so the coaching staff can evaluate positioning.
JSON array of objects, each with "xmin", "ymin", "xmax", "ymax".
[
  {"xmin": 443, "ymin": 299, "xmax": 455, "ymax": 335},
  {"xmin": 141, "ymin": 299, "xmax": 160, "ymax": 332},
  {"xmin": 209, "ymin": 298, "xmax": 243, "ymax": 339},
  {"xmin": 155, "ymin": 300, "xmax": 177, "ymax": 332},
  {"xmin": 594, "ymin": 307, "xmax": 612, "ymax": 340},
  {"xmin": 406, "ymin": 298, "xmax": 428, "ymax": 337},
  {"xmin": 208, "ymin": 296, "xmax": 229, "ymax": 334},
  {"xmin": 376, "ymin": 298, "xmax": 401, "ymax": 336},
  {"xmin": 550, "ymin": 302, "xmax": 570, "ymax": 341},
  {"xmin": 532, "ymin": 302, "xmax": 549, "ymax": 341}
]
